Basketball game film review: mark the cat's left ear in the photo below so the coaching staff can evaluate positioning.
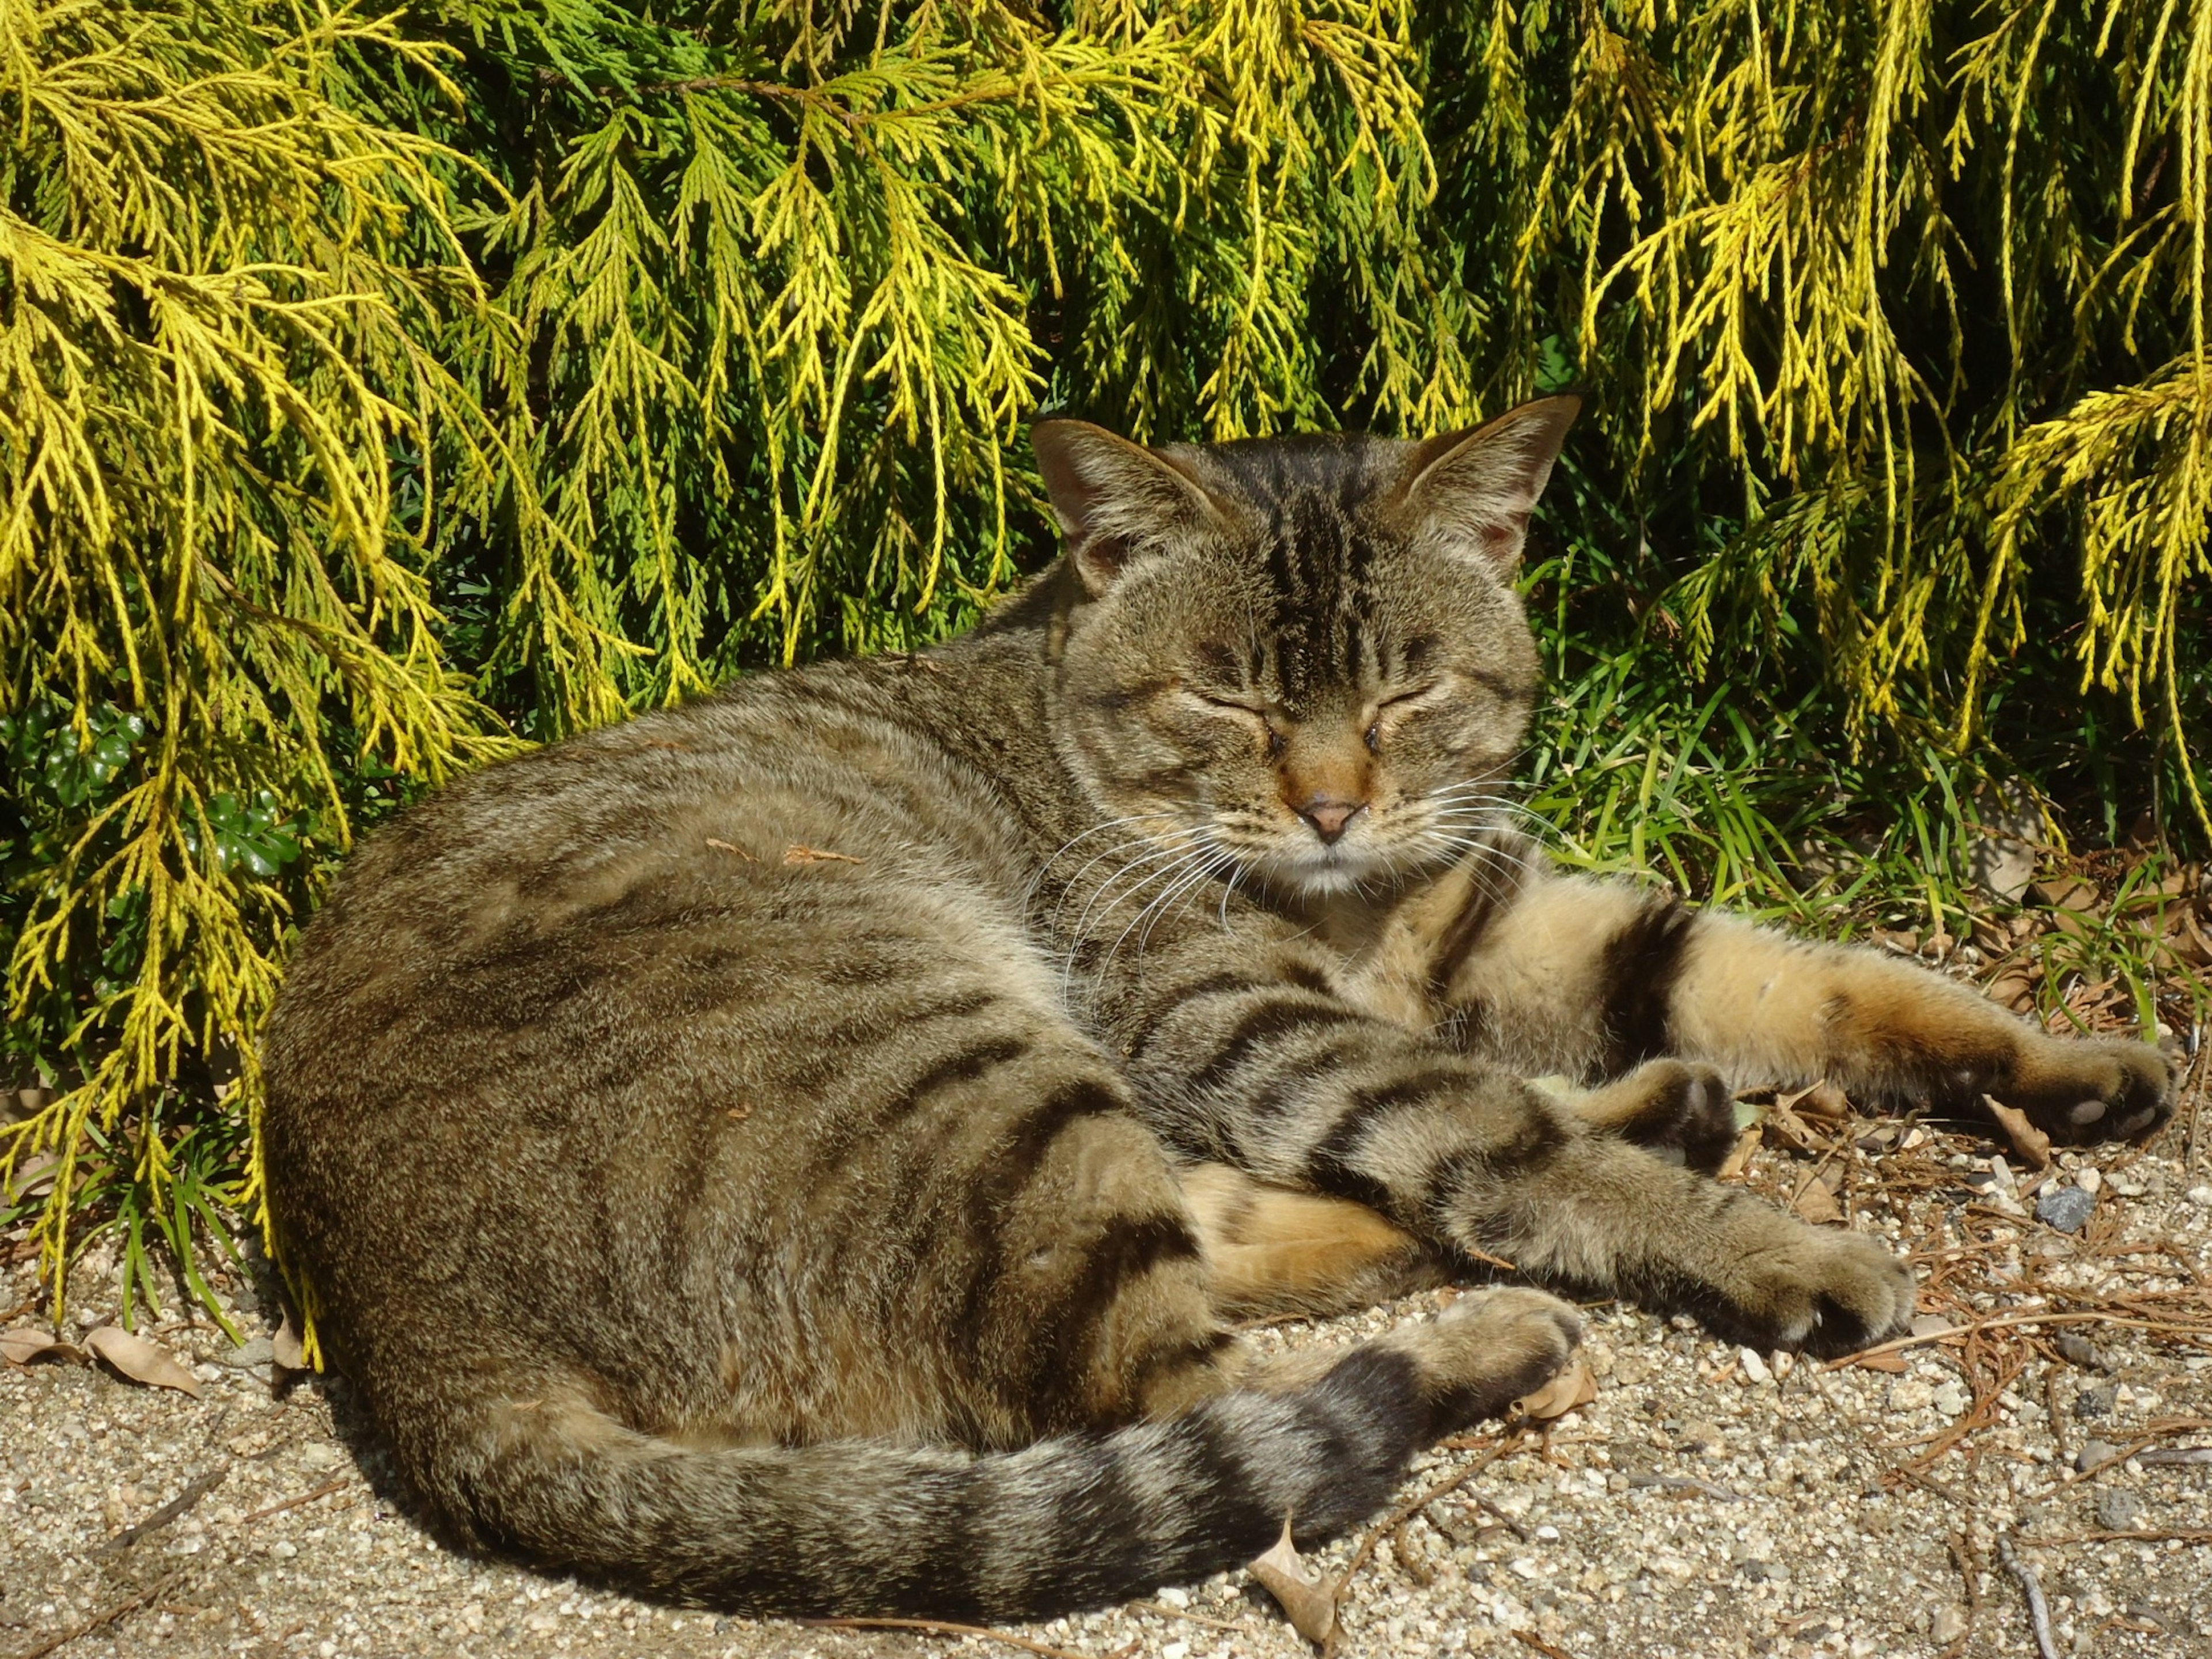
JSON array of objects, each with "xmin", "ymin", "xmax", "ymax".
[{"xmin": 1394, "ymin": 394, "xmax": 1582, "ymax": 574}]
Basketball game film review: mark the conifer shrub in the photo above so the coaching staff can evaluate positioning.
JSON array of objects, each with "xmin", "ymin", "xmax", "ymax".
[{"xmin": 3, "ymin": 0, "xmax": 2205, "ymax": 1316}]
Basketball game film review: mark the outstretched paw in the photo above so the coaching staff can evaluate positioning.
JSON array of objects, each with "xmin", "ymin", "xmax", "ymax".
[
  {"xmin": 1703, "ymin": 1224, "xmax": 1917, "ymax": 1358},
  {"xmin": 1391, "ymin": 1286, "xmax": 1583, "ymax": 1435},
  {"xmin": 1575, "ymin": 1059, "xmax": 1740, "ymax": 1175},
  {"xmin": 1998, "ymin": 1036, "xmax": 2176, "ymax": 1146}
]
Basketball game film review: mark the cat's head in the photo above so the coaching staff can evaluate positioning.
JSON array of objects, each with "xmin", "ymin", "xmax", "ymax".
[{"xmin": 1032, "ymin": 396, "xmax": 1578, "ymax": 897}]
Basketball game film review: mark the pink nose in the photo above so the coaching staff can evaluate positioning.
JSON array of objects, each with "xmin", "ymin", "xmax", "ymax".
[{"xmin": 1298, "ymin": 798, "xmax": 1367, "ymax": 844}]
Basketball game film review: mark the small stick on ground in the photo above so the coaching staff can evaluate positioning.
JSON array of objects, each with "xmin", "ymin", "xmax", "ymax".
[
  {"xmin": 1337, "ymin": 1431, "xmax": 1528, "ymax": 1594},
  {"xmin": 237, "ymin": 1479, "xmax": 348, "ymax": 1527},
  {"xmin": 1996, "ymin": 1533, "xmax": 2060, "ymax": 1659},
  {"xmin": 10, "ymin": 1570, "xmax": 181, "ymax": 1659},
  {"xmin": 2019, "ymin": 1528, "xmax": 2212, "ymax": 1546},
  {"xmin": 797, "ymin": 1616, "xmax": 1099, "ymax": 1659},
  {"xmin": 92, "ymin": 1467, "xmax": 226, "ymax": 1558},
  {"xmin": 1940, "ymin": 1532, "xmax": 1981, "ymax": 1659},
  {"xmin": 1510, "ymin": 1629, "xmax": 1579, "ymax": 1659},
  {"xmin": 2044, "ymin": 1368, "xmax": 2071, "ymax": 1467}
]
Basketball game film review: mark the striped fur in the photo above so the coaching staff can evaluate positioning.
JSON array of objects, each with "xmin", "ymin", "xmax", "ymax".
[{"xmin": 263, "ymin": 396, "xmax": 2171, "ymax": 1618}]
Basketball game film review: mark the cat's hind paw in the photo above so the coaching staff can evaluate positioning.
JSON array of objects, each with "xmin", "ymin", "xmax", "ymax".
[
  {"xmin": 1998, "ymin": 1035, "xmax": 2177, "ymax": 1146},
  {"xmin": 1389, "ymin": 1286, "xmax": 1582, "ymax": 1435}
]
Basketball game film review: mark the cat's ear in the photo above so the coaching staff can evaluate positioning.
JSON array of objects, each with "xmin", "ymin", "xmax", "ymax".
[
  {"xmin": 1030, "ymin": 419, "xmax": 1223, "ymax": 595},
  {"xmin": 1395, "ymin": 394, "xmax": 1582, "ymax": 574}
]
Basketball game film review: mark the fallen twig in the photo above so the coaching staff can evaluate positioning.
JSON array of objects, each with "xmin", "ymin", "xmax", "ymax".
[
  {"xmin": 1827, "ymin": 1307, "xmax": 2212, "ymax": 1369},
  {"xmin": 9, "ymin": 1570, "xmax": 181, "ymax": 1659},
  {"xmin": 1940, "ymin": 1532, "xmax": 1980, "ymax": 1659},
  {"xmin": 1510, "ymin": 1630, "xmax": 1579, "ymax": 1659},
  {"xmin": 1127, "ymin": 1599, "xmax": 1245, "ymax": 1632},
  {"xmin": 1335, "ymin": 1431, "xmax": 1528, "ymax": 1597},
  {"xmin": 92, "ymin": 1467, "xmax": 225, "ymax": 1558},
  {"xmin": 1620, "ymin": 1473, "xmax": 1742, "ymax": 1502},
  {"xmin": 797, "ymin": 1616, "xmax": 1104, "ymax": 1659},
  {"xmin": 2019, "ymin": 1528, "xmax": 2212, "ymax": 1546},
  {"xmin": 236, "ymin": 1479, "xmax": 347, "ymax": 1527},
  {"xmin": 1996, "ymin": 1533, "xmax": 2059, "ymax": 1659}
]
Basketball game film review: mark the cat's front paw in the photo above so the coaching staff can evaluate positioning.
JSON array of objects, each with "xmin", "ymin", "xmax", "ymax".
[
  {"xmin": 1998, "ymin": 1036, "xmax": 2177, "ymax": 1146},
  {"xmin": 1706, "ymin": 1225, "xmax": 1917, "ymax": 1358}
]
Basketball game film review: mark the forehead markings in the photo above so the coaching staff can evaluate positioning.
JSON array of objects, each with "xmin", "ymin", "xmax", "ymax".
[{"xmin": 1207, "ymin": 441, "xmax": 1382, "ymax": 708}]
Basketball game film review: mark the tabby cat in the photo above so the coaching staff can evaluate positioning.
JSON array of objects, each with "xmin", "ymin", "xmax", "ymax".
[{"xmin": 263, "ymin": 396, "xmax": 2175, "ymax": 1620}]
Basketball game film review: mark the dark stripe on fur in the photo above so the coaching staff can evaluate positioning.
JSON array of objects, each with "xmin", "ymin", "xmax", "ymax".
[
  {"xmin": 1595, "ymin": 899, "xmax": 1696, "ymax": 1075},
  {"xmin": 1425, "ymin": 842, "xmax": 1531, "ymax": 998},
  {"xmin": 1187, "ymin": 998, "xmax": 1370, "ymax": 1096},
  {"xmin": 1028, "ymin": 1214, "xmax": 1204, "ymax": 1414}
]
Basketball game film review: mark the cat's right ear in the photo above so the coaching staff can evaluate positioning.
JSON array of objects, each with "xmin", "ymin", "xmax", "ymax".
[{"xmin": 1030, "ymin": 419, "xmax": 1222, "ymax": 596}]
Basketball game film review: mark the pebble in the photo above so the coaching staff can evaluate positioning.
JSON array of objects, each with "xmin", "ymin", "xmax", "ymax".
[
  {"xmin": 1931, "ymin": 1381, "xmax": 1970, "ymax": 1418},
  {"xmin": 2096, "ymin": 1489, "xmax": 2145, "ymax": 1532},
  {"xmin": 2037, "ymin": 1185, "xmax": 2096, "ymax": 1232},
  {"xmin": 2056, "ymin": 1331, "xmax": 2107, "ymax": 1369},
  {"xmin": 2073, "ymin": 1384, "xmax": 2116, "ymax": 1419},
  {"xmin": 220, "ymin": 1335, "xmax": 274, "ymax": 1369},
  {"xmin": 1931, "ymin": 1605, "xmax": 1968, "ymax": 1643},
  {"xmin": 1152, "ymin": 1585, "xmax": 1189, "ymax": 1608},
  {"xmin": 2187, "ymin": 1184, "xmax": 2212, "ymax": 1208},
  {"xmin": 1737, "ymin": 1346, "xmax": 1771, "ymax": 1384},
  {"xmin": 2076, "ymin": 1439, "xmax": 2126, "ymax": 1473},
  {"xmin": 2074, "ymin": 1165, "xmax": 2101, "ymax": 1196}
]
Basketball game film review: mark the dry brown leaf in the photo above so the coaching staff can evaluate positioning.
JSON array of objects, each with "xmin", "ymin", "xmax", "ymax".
[
  {"xmin": 1789, "ymin": 1080, "xmax": 1851, "ymax": 1123},
  {"xmin": 271, "ymin": 1313, "xmax": 306, "ymax": 1372},
  {"xmin": 1248, "ymin": 1518, "xmax": 1336, "ymax": 1644},
  {"xmin": 1792, "ymin": 1179, "xmax": 1844, "ymax": 1226},
  {"xmin": 3, "ymin": 1150, "xmax": 58, "ymax": 1202},
  {"xmin": 1717, "ymin": 1124, "xmax": 1762, "ymax": 1183},
  {"xmin": 1762, "ymin": 1102, "xmax": 1825, "ymax": 1156},
  {"xmin": 1, "ymin": 1325, "xmax": 83, "ymax": 1366},
  {"xmin": 1853, "ymin": 1350, "xmax": 1909, "ymax": 1374},
  {"xmin": 1983, "ymin": 1096, "xmax": 2052, "ymax": 1169},
  {"xmin": 1514, "ymin": 1359, "xmax": 1597, "ymax": 1422},
  {"xmin": 2029, "ymin": 874, "xmax": 2100, "ymax": 912},
  {"xmin": 84, "ymin": 1325, "xmax": 202, "ymax": 1396}
]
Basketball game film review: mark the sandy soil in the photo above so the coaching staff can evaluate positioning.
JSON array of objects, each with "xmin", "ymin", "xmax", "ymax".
[{"xmin": 6, "ymin": 1048, "xmax": 2209, "ymax": 1659}]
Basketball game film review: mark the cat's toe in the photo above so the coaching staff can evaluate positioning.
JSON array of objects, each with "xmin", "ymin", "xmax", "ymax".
[{"xmin": 1999, "ymin": 1037, "xmax": 2176, "ymax": 1146}]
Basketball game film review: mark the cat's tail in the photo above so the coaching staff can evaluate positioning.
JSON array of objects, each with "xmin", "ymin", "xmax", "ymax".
[{"xmin": 398, "ymin": 1294, "xmax": 1574, "ymax": 1619}]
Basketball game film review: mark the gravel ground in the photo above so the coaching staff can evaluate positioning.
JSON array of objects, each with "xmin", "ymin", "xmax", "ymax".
[{"xmin": 7, "ymin": 1059, "xmax": 2210, "ymax": 1659}]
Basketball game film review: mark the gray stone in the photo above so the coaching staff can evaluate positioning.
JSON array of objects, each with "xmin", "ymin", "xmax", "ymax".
[
  {"xmin": 2075, "ymin": 1438, "xmax": 2125, "ymax": 1474},
  {"xmin": 2037, "ymin": 1185, "xmax": 2096, "ymax": 1232},
  {"xmin": 2056, "ymin": 1331, "xmax": 2107, "ymax": 1369},
  {"xmin": 2072, "ymin": 1383, "xmax": 2115, "ymax": 1419},
  {"xmin": 219, "ymin": 1334, "xmax": 273, "ymax": 1369},
  {"xmin": 2096, "ymin": 1488, "xmax": 2145, "ymax": 1532}
]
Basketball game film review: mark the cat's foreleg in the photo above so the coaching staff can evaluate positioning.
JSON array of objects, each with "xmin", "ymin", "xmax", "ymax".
[
  {"xmin": 1113, "ymin": 941, "xmax": 1915, "ymax": 1354},
  {"xmin": 1437, "ymin": 858, "xmax": 2176, "ymax": 1146}
]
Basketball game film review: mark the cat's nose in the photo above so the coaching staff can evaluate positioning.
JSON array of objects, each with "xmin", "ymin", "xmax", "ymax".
[{"xmin": 1297, "ymin": 798, "xmax": 1368, "ymax": 844}]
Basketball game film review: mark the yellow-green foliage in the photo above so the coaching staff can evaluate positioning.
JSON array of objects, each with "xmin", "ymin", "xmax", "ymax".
[{"xmin": 2, "ymin": 0, "xmax": 2207, "ymax": 1317}]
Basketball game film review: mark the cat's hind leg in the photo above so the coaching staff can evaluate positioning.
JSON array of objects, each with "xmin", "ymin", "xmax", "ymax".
[
  {"xmin": 1176, "ymin": 1161, "xmax": 1448, "ymax": 1322},
  {"xmin": 1427, "ymin": 842, "xmax": 2176, "ymax": 1145}
]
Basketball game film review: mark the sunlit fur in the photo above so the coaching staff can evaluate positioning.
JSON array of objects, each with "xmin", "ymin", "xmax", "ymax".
[{"xmin": 1051, "ymin": 435, "xmax": 1540, "ymax": 899}]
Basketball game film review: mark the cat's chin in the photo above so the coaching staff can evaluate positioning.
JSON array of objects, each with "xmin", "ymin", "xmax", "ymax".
[{"xmin": 1248, "ymin": 843, "xmax": 1400, "ymax": 897}]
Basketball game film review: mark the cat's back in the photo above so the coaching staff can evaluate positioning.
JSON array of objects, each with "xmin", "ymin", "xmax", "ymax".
[{"xmin": 262, "ymin": 629, "xmax": 1070, "ymax": 1394}]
